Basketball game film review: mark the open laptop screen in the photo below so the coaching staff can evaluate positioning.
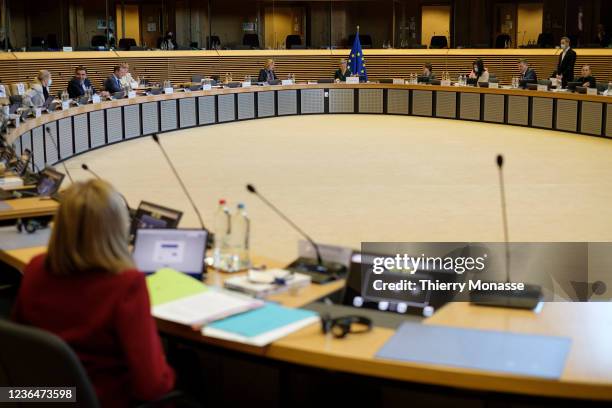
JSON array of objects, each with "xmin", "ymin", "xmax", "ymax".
[
  {"xmin": 37, "ymin": 167, "xmax": 65, "ymax": 197},
  {"xmin": 132, "ymin": 228, "xmax": 207, "ymax": 277}
]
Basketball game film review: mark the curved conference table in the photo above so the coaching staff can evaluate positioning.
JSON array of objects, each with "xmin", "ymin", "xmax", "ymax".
[{"xmin": 5, "ymin": 83, "xmax": 612, "ymax": 405}]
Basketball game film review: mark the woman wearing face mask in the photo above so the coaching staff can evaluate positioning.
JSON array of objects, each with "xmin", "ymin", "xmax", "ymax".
[
  {"xmin": 468, "ymin": 58, "xmax": 489, "ymax": 83},
  {"xmin": 25, "ymin": 69, "xmax": 52, "ymax": 107},
  {"xmin": 160, "ymin": 32, "xmax": 178, "ymax": 50}
]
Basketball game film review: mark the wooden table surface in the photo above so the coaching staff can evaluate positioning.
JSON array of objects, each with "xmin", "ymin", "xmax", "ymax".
[{"xmin": 0, "ymin": 197, "xmax": 58, "ymax": 221}]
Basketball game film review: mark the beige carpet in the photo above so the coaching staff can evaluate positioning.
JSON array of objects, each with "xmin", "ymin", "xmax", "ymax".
[{"xmin": 64, "ymin": 114, "xmax": 612, "ymax": 264}]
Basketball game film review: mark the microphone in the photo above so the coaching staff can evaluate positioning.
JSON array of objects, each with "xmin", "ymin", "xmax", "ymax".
[
  {"xmin": 246, "ymin": 183, "xmax": 340, "ymax": 282},
  {"xmin": 151, "ymin": 134, "xmax": 206, "ymax": 231},
  {"xmin": 470, "ymin": 154, "xmax": 543, "ymax": 310},
  {"xmin": 45, "ymin": 126, "xmax": 74, "ymax": 183},
  {"xmin": 81, "ymin": 163, "xmax": 101, "ymax": 179},
  {"xmin": 497, "ymin": 155, "xmax": 510, "ymax": 284},
  {"xmin": 81, "ymin": 162, "xmax": 136, "ymax": 221}
]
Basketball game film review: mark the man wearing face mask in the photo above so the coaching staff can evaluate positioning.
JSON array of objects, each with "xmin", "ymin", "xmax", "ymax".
[{"xmin": 553, "ymin": 37, "xmax": 576, "ymax": 88}]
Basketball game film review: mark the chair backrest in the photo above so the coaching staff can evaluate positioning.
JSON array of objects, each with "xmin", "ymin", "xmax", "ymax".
[
  {"xmin": 0, "ymin": 319, "xmax": 99, "ymax": 407},
  {"xmin": 430, "ymin": 36, "xmax": 448, "ymax": 49},
  {"xmin": 91, "ymin": 35, "xmax": 106, "ymax": 47},
  {"xmin": 537, "ymin": 32, "xmax": 554, "ymax": 48},
  {"xmin": 118, "ymin": 38, "xmax": 136, "ymax": 50},
  {"xmin": 191, "ymin": 74, "xmax": 203, "ymax": 83},
  {"xmin": 243, "ymin": 34, "xmax": 260, "ymax": 48},
  {"xmin": 285, "ymin": 35, "xmax": 302, "ymax": 49},
  {"xmin": 495, "ymin": 34, "xmax": 511, "ymax": 49}
]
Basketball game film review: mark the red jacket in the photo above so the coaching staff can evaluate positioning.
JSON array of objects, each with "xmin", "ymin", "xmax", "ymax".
[{"xmin": 13, "ymin": 254, "xmax": 176, "ymax": 408}]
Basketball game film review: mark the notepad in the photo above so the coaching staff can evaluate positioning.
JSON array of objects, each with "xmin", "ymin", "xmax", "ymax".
[
  {"xmin": 146, "ymin": 268, "xmax": 264, "ymax": 326},
  {"xmin": 202, "ymin": 303, "xmax": 319, "ymax": 346},
  {"xmin": 376, "ymin": 322, "xmax": 571, "ymax": 379}
]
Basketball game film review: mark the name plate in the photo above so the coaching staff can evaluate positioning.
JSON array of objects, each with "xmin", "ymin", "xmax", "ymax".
[
  {"xmin": 392, "ymin": 78, "xmax": 405, "ymax": 85},
  {"xmin": 440, "ymin": 80, "xmax": 451, "ymax": 87},
  {"xmin": 62, "ymin": 46, "xmax": 73, "ymax": 52},
  {"xmin": 241, "ymin": 81, "xmax": 252, "ymax": 88},
  {"xmin": 14, "ymin": 117, "xmax": 19, "ymax": 128},
  {"xmin": 587, "ymin": 87, "xmax": 598, "ymax": 96},
  {"xmin": 201, "ymin": 83, "xmax": 212, "ymax": 91},
  {"xmin": 127, "ymin": 90, "xmax": 137, "ymax": 99},
  {"xmin": 61, "ymin": 101, "xmax": 70, "ymax": 110},
  {"xmin": 489, "ymin": 82, "xmax": 499, "ymax": 89},
  {"xmin": 35, "ymin": 108, "xmax": 41, "ymax": 118},
  {"xmin": 92, "ymin": 94, "xmax": 101, "ymax": 103},
  {"xmin": 346, "ymin": 76, "xmax": 359, "ymax": 84},
  {"xmin": 537, "ymin": 84, "xmax": 549, "ymax": 92},
  {"xmin": 281, "ymin": 79, "xmax": 293, "ymax": 86},
  {"xmin": 163, "ymin": 87, "xmax": 174, "ymax": 94},
  {"xmin": 549, "ymin": 78, "xmax": 560, "ymax": 88},
  {"xmin": 16, "ymin": 83, "xmax": 25, "ymax": 95}
]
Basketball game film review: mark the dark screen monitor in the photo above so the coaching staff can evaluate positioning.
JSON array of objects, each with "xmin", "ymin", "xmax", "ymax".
[
  {"xmin": 130, "ymin": 200, "xmax": 183, "ymax": 242},
  {"xmin": 417, "ymin": 75, "xmax": 430, "ymax": 84},
  {"xmin": 268, "ymin": 79, "xmax": 281, "ymax": 85},
  {"xmin": 317, "ymin": 78, "xmax": 334, "ymax": 84},
  {"xmin": 567, "ymin": 82, "xmax": 582, "ymax": 92},
  {"xmin": 575, "ymin": 86, "xmax": 588, "ymax": 94}
]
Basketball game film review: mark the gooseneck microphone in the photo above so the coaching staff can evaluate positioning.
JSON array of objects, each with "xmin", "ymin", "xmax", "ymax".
[
  {"xmin": 45, "ymin": 126, "xmax": 74, "ymax": 183},
  {"xmin": 151, "ymin": 134, "xmax": 206, "ymax": 231},
  {"xmin": 497, "ymin": 154, "xmax": 510, "ymax": 284},
  {"xmin": 81, "ymin": 162, "xmax": 136, "ymax": 221},
  {"xmin": 246, "ymin": 183, "xmax": 327, "ymax": 274},
  {"xmin": 470, "ymin": 154, "xmax": 542, "ymax": 310}
]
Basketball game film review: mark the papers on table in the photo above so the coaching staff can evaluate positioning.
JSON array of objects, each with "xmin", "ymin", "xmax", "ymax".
[
  {"xmin": 202, "ymin": 303, "xmax": 319, "ymax": 346},
  {"xmin": 223, "ymin": 269, "xmax": 311, "ymax": 298},
  {"xmin": 146, "ymin": 268, "xmax": 264, "ymax": 326},
  {"xmin": 0, "ymin": 177, "xmax": 24, "ymax": 190}
]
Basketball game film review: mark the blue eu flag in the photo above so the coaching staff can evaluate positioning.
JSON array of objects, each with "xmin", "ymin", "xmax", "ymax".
[{"xmin": 348, "ymin": 30, "xmax": 367, "ymax": 82}]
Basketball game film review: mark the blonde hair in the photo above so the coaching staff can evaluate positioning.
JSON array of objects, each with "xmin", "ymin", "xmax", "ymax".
[
  {"xmin": 46, "ymin": 179, "xmax": 134, "ymax": 276},
  {"xmin": 264, "ymin": 59, "xmax": 274, "ymax": 69},
  {"xmin": 36, "ymin": 70, "xmax": 51, "ymax": 82},
  {"xmin": 120, "ymin": 62, "xmax": 130, "ymax": 69}
]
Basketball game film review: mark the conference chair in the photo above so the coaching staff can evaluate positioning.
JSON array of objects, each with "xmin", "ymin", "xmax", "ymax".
[
  {"xmin": 285, "ymin": 35, "xmax": 302, "ymax": 49},
  {"xmin": 537, "ymin": 33, "xmax": 554, "ymax": 48},
  {"xmin": 30, "ymin": 36, "xmax": 44, "ymax": 48},
  {"xmin": 495, "ymin": 34, "xmax": 511, "ymax": 48},
  {"xmin": 118, "ymin": 38, "xmax": 137, "ymax": 51},
  {"xmin": 0, "ymin": 320, "xmax": 199, "ymax": 408},
  {"xmin": 347, "ymin": 34, "xmax": 373, "ymax": 48},
  {"xmin": 46, "ymin": 34, "xmax": 59, "ymax": 50},
  {"xmin": 430, "ymin": 36, "xmax": 448, "ymax": 49},
  {"xmin": 243, "ymin": 33, "xmax": 260, "ymax": 49},
  {"xmin": 207, "ymin": 35, "xmax": 221, "ymax": 49},
  {"xmin": 91, "ymin": 35, "xmax": 106, "ymax": 48}
]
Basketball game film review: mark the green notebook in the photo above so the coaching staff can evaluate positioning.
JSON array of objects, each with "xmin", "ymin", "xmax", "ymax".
[{"xmin": 146, "ymin": 268, "xmax": 208, "ymax": 306}]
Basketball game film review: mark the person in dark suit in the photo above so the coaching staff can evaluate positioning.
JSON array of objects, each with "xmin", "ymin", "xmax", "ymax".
[
  {"xmin": 518, "ymin": 59, "xmax": 537, "ymax": 88},
  {"xmin": 334, "ymin": 59, "xmax": 352, "ymax": 82},
  {"xmin": 103, "ymin": 65, "xmax": 125, "ymax": 94},
  {"xmin": 421, "ymin": 62, "xmax": 436, "ymax": 81},
  {"xmin": 574, "ymin": 65, "xmax": 597, "ymax": 88},
  {"xmin": 67, "ymin": 66, "xmax": 96, "ymax": 99},
  {"xmin": 258, "ymin": 59, "xmax": 277, "ymax": 83},
  {"xmin": 595, "ymin": 24, "xmax": 611, "ymax": 48},
  {"xmin": 552, "ymin": 37, "xmax": 576, "ymax": 88},
  {"xmin": 12, "ymin": 179, "xmax": 176, "ymax": 408}
]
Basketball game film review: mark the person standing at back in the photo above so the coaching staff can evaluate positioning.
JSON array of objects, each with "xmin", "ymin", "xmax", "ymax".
[
  {"xmin": 553, "ymin": 37, "xmax": 576, "ymax": 88},
  {"xmin": 12, "ymin": 179, "xmax": 176, "ymax": 408}
]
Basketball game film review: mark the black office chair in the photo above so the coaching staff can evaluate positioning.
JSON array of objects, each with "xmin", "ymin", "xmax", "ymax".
[
  {"xmin": 118, "ymin": 38, "xmax": 137, "ymax": 51},
  {"xmin": 347, "ymin": 34, "xmax": 373, "ymax": 48},
  {"xmin": 0, "ymin": 320, "xmax": 199, "ymax": 408},
  {"xmin": 91, "ymin": 35, "xmax": 107, "ymax": 48},
  {"xmin": 0, "ymin": 319, "xmax": 100, "ymax": 407},
  {"xmin": 30, "ymin": 36, "xmax": 44, "ymax": 48},
  {"xmin": 495, "ymin": 34, "xmax": 511, "ymax": 48},
  {"xmin": 46, "ymin": 34, "xmax": 59, "ymax": 50},
  {"xmin": 430, "ymin": 35, "xmax": 448, "ymax": 49},
  {"xmin": 243, "ymin": 33, "xmax": 260, "ymax": 49},
  {"xmin": 537, "ymin": 32, "xmax": 554, "ymax": 48},
  {"xmin": 285, "ymin": 35, "xmax": 302, "ymax": 49}
]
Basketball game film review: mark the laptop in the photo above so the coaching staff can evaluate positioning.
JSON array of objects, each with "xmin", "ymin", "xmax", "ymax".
[
  {"xmin": 132, "ymin": 228, "xmax": 208, "ymax": 279},
  {"xmin": 129, "ymin": 200, "xmax": 183, "ymax": 242},
  {"xmin": 36, "ymin": 167, "xmax": 65, "ymax": 197}
]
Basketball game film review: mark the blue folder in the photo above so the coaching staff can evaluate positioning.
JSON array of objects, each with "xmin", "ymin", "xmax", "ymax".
[{"xmin": 376, "ymin": 322, "xmax": 571, "ymax": 379}]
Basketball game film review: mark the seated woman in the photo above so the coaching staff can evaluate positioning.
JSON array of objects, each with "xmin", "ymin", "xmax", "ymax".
[
  {"xmin": 25, "ymin": 70, "xmax": 52, "ymax": 107},
  {"xmin": 13, "ymin": 179, "xmax": 175, "ymax": 408},
  {"xmin": 258, "ymin": 59, "xmax": 277, "ymax": 83},
  {"xmin": 119, "ymin": 62, "xmax": 136, "ymax": 88},
  {"xmin": 334, "ymin": 59, "xmax": 352, "ymax": 82},
  {"xmin": 468, "ymin": 58, "xmax": 490, "ymax": 83}
]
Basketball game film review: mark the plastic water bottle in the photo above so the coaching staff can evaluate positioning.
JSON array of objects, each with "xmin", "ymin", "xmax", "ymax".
[
  {"xmin": 213, "ymin": 199, "xmax": 232, "ymax": 270},
  {"xmin": 228, "ymin": 203, "xmax": 250, "ymax": 271}
]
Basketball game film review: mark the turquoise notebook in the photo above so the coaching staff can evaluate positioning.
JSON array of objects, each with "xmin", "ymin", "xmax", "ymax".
[{"xmin": 207, "ymin": 303, "xmax": 318, "ymax": 338}]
